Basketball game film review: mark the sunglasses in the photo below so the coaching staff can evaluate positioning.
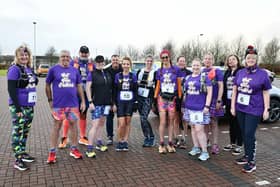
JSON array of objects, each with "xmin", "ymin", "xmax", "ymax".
[{"xmin": 161, "ymin": 56, "xmax": 169, "ymax": 60}]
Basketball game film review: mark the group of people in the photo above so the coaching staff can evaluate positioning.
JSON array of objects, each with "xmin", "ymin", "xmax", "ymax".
[{"xmin": 7, "ymin": 44, "xmax": 271, "ymax": 174}]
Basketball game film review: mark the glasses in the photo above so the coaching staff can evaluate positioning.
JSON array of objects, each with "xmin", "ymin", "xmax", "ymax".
[{"xmin": 161, "ymin": 56, "xmax": 169, "ymax": 60}]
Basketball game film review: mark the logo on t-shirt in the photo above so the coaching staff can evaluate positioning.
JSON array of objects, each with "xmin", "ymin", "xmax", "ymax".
[
  {"xmin": 238, "ymin": 77, "xmax": 252, "ymax": 94},
  {"xmin": 122, "ymin": 77, "xmax": 130, "ymax": 90},
  {"xmin": 187, "ymin": 81, "xmax": 199, "ymax": 95},
  {"xmin": 161, "ymin": 73, "xmax": 175, "ymax": 93},
  {"xmin": 58, "ymin": 73, "xmax": 74, "ymax": 88},
  {"xmin": 226, "ymin": 76, "xmax": 234, "ymax": 90},
  {"xmin": 25, "ymin": 73, "xmax": 36, "ymax": 89}
]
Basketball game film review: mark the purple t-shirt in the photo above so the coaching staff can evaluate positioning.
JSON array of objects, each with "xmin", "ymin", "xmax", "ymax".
[
  {"xmin": 46, "ymin": 64, "xmax": 82, "ymax": 108},
  {"xmin": 234, "ymin": 68, "xmax": 271, "ymax": 116},
  {"xmin": 184, "ymin": 74, "xmax": 212, "ymax": 110},
  {"xmin": 156, "ymin": 66, "xmax": 181, "ymax": 93},
  {"xmin": 7, "ymin": 65, "xmax": 37, "ymax": 107},
  {"xmin": 202, "ymin": 67, "xmax": 223, "ymax": 104},
  {"xmin": 114, "ymin": 72, "xmax": 137, "ymax": 103}
]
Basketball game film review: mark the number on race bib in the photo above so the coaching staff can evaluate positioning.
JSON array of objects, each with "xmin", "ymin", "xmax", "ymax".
[{"xmin": 28, "ymin": 92, "xmax": 37, "ymax": 103}]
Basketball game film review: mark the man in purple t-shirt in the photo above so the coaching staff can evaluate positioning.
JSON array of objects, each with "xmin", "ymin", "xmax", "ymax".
[{"xmin": 45, "ymin": 50, "xmax": 86, "ymax": 164}]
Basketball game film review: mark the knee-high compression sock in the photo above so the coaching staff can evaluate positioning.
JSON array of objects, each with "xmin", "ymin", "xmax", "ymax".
[{"xmin": 80, "ymin": 119, "xmax": 86, "ymax": 138}]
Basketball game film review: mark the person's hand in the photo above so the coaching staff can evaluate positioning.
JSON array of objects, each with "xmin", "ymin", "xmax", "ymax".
[
  {"xmin": 112, "ymin": 104, "xmax": 117, "ymax": 113},
  {"xmin": 203, "ymin": 107, "xmax": 209, "ymax": 114},
  {"xmin": 80, "ymin": 102, "xmax": 86, "ymax": 113},
  {"xmin": 231, "ymin": 107, "xmax": 236, "ymax": 116},
  {"xmin": 263, "ymin": 110, "xmax": 269, "ymax": 121},
  {"xmin": 89, "ymin": 103, "xmax": 95, "ymax": 111},
  {"xmin": 216, "ymin": 102, "xmax": 222, "ymax": 110}
]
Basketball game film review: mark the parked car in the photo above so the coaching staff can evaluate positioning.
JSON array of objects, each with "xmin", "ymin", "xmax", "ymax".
[{"xmin": 37, "ymin": 64, "xmax": 50, "ymax": 77}]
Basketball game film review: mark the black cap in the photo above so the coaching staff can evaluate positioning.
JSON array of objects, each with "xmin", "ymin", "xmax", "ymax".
[
  {"xmin": 79, "ymin": 46, "xmax": 89, "ymax": 53},
  {"xmin": 95, "ymin": 55, "xmax": 104, "ymax": 63}
]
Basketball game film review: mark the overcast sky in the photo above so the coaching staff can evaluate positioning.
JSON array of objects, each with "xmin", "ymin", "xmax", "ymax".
[{"xmin": 0, "ymin": 0, "xmax": 279, "ymax": 58}]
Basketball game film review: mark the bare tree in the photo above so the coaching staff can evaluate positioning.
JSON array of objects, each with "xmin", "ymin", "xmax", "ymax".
[
  {"xmin": 261, "ymin": 37, "xmax": 280, "ymax": 72},
  {"xmin": 142, "ymin": 44, "xmax": 157, "ymax": 58},
  {"xmin": 127, "ymin": 45, "xmax": 140, "ymax": 61},
  {"xmin": 162, "ymin": 40, "xmax": 176, "ymax": 61},
  {"xmin": 209, "ymin": 37, "xmax": 229, "ymax": 65},
  {"xmin": 254, "ymin": 37, "xmax": 263, "ymax": 56},
  {"xmin": 45, "ymin": 46, "xmax": 57, "ymax": 66},
  {"xmin": 230, "ymin": 35, "xmax": 246, "ymax": 61},
  {"xmin": 115, "ymin": 45, "xmax": 126, "ymax": 57},
  {"xmin": 179, "ymin": 42, "xmax": 193, "ymax": 66}
]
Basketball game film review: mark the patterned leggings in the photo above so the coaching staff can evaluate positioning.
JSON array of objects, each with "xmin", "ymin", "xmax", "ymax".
[
  {"xmin": 9, "ymin": 105, "xmax": 34, "ymax": 159},
  {"xmin": 137, "ymin": 96, "xmax": 154, "ymax": 138}
]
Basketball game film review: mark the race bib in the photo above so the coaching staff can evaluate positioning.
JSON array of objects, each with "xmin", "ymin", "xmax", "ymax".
[
  {"xmin": 138, "ymin": 87, "xmax": 149, "ymax": 98},
  {"xmin": 104, "ymin": 105, "xmax": 111, "ymax": 115},
  {"xmin": 227, "ymin": 90, "xmax": 233, "ymax": 99},
  {"xmin": 28, "ymin": 92, "xmax": 37, "ymax": 103},
  {"xmin": 161, "ymin": 84, "xmax": 174, "ymax": 93},
  {"xmin": 120, "ymin": 91, "xmax": 133, "ymax": 101},
  {"xmin": 237, "ymin": 93, "xmax": 250, "ymax": 106},
  {"xmin": 189, "ymin": 111, "xmax": 204, "ymax": 123}
]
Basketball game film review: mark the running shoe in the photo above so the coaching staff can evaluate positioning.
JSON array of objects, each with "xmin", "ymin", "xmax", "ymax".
[
  {"xmin": 58, "ymin": 137, "xmax": 67, "ymax": 148},
  {"xmin": 242, "ymin": 162, "xmax": 256, "ymax": 173},
  {"xmin": 235, "ymin": 155, "xmax": 248, "ymax": 165},
  {"xmin": 14, "ymin": 159, "xmax": 28, "ymax": 171},
  {"xmin": 148, "ymin": 137, "xmax": 155, "ymax": 147},
  {"xmin": 107, "ymin": 136, "xmax": 113, "ymax": 145},
  {"xmin": 143, "ymin": 137, "xmax": 150, "ymax": 147},
  {"xmin": 232, "ymin": 146, "xmax": 242, "ymax": 156},
  {"xmin": 96, "ymin": 144, "xmax": 108, "ymax": 152},
  {"xmin": 123, "ymin": 142, "xmax": 129, "ymax": 151},
  {"xmin": 78, "ymin": 137, "xmax": 89, "ymax": 146},
  {"xmin": 47, "ymin": 152, "xmax": 56, "ymax": 164},
  {"xmin": 198, "ymin": 151, "xmax": 210, "ymax": 161},
  {"xmin": 85, "ymin": 150, "xmax": 96, "ymax": 158},
  {"xmin": 166, "ymin": 144, "xmax": 176, "ymax": 153},
  {"xmin": 115, "ymin": 142, "xmax": 123, "ymax": 152},
  {"xmin": 70, "ymin": 148, "xmax": 83, "ymax": 159},
  {"xmin": 21, "ymin": 153, "xmax": 35, "ymax": 163},
  {"xmin": 189, "ymin": 147, "xmax": 201, "ymax": 156},
  {"xmin": 223, "ymin": 144, "xmax": 234, "ymax": 151},
  {"xmin": 158, "ymin": 145, "xmax": 167, "ymax": 154},
  {"xmin": 211, "ymin": 144, "xmax": 220, "ymax": 154}
]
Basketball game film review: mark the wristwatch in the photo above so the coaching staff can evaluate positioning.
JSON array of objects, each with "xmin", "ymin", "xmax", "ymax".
[{"xmin": 217, "ymin": 100, "xmax": 221, "ymax": 103}]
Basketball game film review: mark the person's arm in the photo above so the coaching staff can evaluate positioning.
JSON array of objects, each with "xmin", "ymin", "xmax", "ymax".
[
  {"xmin": 203, "ymin": 86, "xmax": 212, "ymax": 113},
  {"xmin": 177, "ymin": 78, "xmax": 182, "ymax": 99},
  {"xmin": 45, "ymin": 83, "xmax": 53, "ymax": 109},
  {"xmin": 77, "ymin": 83, "xmax": 85, "ymax": 112},
  {"xmin": 230, "ymin": 85, "xmax": 237, "ymax": 116},
  {"xmin": 262, "ymin": 90, "xmax": 270, "ymax": 120},
  {"xmin": 154, "ymin": 80, "xmax": 160, "ymax": 98},
  {"xmin": 216, "ymin": 81, "xmax": 224, "ymax": 109},
  {"xmin": 86, "ymin": 81, "xmax": 95, "ymax": 110},
  {"xmin": 8, "ymin": 80, "xmax": 21, "ymax": 113}
]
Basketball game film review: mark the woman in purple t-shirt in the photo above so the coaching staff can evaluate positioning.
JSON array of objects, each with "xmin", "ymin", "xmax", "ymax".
[
  {"xmin": 202, "ymin": 53, "xmax": 224, "ymax": 154},
  {"xmin": 183, "ymin": 58, "xmax": 212, "ymax": 161},
  {"xmin": 7, "ymin": 45, "xmax": 38, "ymax": 171},
  {"xmin": 154, "ymin": 50, "xmax": 182, "ymax": 154},
  {"xmin": 231, "ymin": 45, "xmax": 271, "ymax": 173}
]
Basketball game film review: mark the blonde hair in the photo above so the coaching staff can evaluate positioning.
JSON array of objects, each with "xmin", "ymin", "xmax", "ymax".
[
  {"xmin": 13, "ymin": 45, "xmax": 33, "ymax": 68},
  {"xmin": 203, "ymin": 52, "xmax": 215, "ymax": 64}
]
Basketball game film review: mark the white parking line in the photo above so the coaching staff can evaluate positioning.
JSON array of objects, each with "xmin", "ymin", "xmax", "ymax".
[
  {"xmin": 260, "ymin": 128, "xmax": 268, "ymax": 131},
  {"xmin": 221, "ymin": 131, "xmax": 229, "ymax": 134},
  {"xmin": 278, "ymin": 177, "xmax": 280, "ymax": 180},
  {"xmin": 164, "ymin": 136, "xmax": 169, "ymax": 138},
  {"xmin": 255, "ymin": 180, "xmax": 270, "ymax": 185},
  {"xmin": 272, "ymin": 126, "xmax": 280, "ymax": 129}
]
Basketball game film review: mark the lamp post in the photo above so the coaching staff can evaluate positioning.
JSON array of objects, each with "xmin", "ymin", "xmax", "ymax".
[
  {"xmin": 197, "ymin": 33, "xmax": 204, "ymax": 58},
  {"xmin": 33, "ymin": 21, "xmax": 37, "ymax": 72}
]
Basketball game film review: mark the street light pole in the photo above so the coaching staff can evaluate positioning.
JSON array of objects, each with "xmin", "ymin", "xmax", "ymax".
[
  {"xmin": 33, "ymin": 21, "xmax": 37, "ymax": 72},
  {"xmin": 197, "ymin": 33, "xmax": 204, "ymax": 58}
]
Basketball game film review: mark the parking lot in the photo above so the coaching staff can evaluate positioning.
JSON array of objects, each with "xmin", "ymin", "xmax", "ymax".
[{"xmin": 0, "ymin": 76, "xmax": 279, "ymax": 187}]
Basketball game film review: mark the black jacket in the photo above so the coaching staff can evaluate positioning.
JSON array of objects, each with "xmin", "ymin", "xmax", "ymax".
[{"xmin": 90, "ymin": 69, "xmax": 113, "ymax": 105}]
